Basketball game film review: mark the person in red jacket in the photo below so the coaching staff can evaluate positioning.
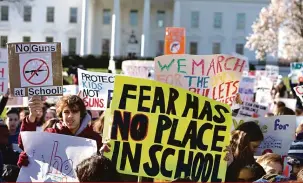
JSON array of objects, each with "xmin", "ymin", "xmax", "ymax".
[{"xmin": 17, "ymin": 95, "xmax": 104, "ymax": 167}]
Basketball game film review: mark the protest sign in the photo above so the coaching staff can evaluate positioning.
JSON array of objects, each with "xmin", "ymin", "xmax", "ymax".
[
  {"xmin": 232, "ymin": 116, "xmax": 295, "ymax": 156},
  {"xmin": 6, "ymin": 96, "xmax": 28, "ymax": 107},
  {"xmin": 17, "ymin": 131, "xmax": 97, "ymax": 182},
  {"xmin": 0, "ymin": 49, "xmax": 8, "ymax": 95},
  {"xmin": 164, "ymin": 27, "xmax": 185, "ymax": 55},
  {"xmin": 7, "ymin": 43, "xmax": 63, "ymax": 97},
  {"xmin": 122, "ymin": 60, "xmax": 154, "ymax": 78},
  {"xmin": 255, "ymin": 76, "xmax": 273, "ymax": 106},
  {"xmin": 105, "ymin": 75, "xmax": 232, "ymax": 182},
  {"xmin": 238, "ymin": 76, "xmax": 255, "ymax": 102},
  {"xmin": 154, "ymin": 54, "xmax": 245, "ymax": 106},
  {"xmin": 290, "ymin": 63, "xmax": 303, "ymax": 84},
  {"xmin": 265, "ymin": 65, "xmax": 279, "ymax": 85},
  {"xmin": 294, "ymin": 85, "xmax": 303, "ymax": 103},
  {"xmin": 45, "ymin": 85, "xmax": 79, "ymax": 104},
  {"xmin": 78, "ymin": 69, "xmax": 114, "ymax": 110},
  {"xmin": 237, "ymin": 102, "xmax": 268, "ymax": 118}
]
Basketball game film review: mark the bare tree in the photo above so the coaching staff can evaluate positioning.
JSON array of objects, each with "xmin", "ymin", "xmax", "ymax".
[{"xmin": 246, "ymin": 0, "xmax": 303, "ymax": 62}]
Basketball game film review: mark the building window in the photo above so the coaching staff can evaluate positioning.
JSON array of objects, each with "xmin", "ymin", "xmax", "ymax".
[
  {"xmin": 102, "ymin": 39, "xmax": 110, "ymax": 55},
  {"xmin": 156, "ymin": 10, "xmax": 165, "ymax": 28},
  {"xmin": 191, "ymin": 11, "xmax": 199, "ymax": 28},
  {"xmin": 213, "ymin": 12, "xmax": 222, "ymax": 29},
  {"xmin": 46, "ymin": 37, "xmax": 54, "ymax": 42},
  {"xmin": 23, "ymin": 6, "xmax": 31, "ymax": 22},
  {"xmin": 69, "ymin": 7, "xmax": 77, "ymax": 23},
  {"xmin": 1, "ymin": 6, "xmax": 9, "ymax": 21},
  {"xmin": 237, "ymin": 13, "xmax": 246, "ymax": 30},
  {"xmin": 103, "ymin": 9, "xmax": 111, "ymax": 25},
  {"xmin": 129, "ymin": 10, "xmax": 138, "ymax": 26},
  {"xmin": 157, "ymin": 40, "xmax": 164, "ymax": 56},
  {"xmin": 46, "ymin": 7, "xmax": 54, "ymax": 22},
  {"xmin": 190, "ymin": 42, "xmax": 198, "ymax": 54},
  {"xmin": 0, "ymin": 36, "xmax": 7, "ymax": 48},
  {"xmin": 212, "ymin": 42, "xmax": 221, "ymax": 54},
  {"xmin": 68, "ymin": 38, "xmax": 76, "ymax": 55},
  {"xmin": 23, "ymin": 36, "xmax": 31, "ymax": 42},
  {"xmin": 236, "ymin": 44, "xmax": 244, "ymax": 55}
]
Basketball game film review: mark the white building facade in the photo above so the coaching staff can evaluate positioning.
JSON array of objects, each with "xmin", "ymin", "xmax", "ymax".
[{"xmin": 0, "ymin": 0, "xmax": 270, "ymax": 61}]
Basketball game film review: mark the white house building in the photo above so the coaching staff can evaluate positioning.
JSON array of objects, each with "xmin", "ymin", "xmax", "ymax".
[{"xmin": 0, "ymin": 0, "xmax": 270, "ymax": 61}]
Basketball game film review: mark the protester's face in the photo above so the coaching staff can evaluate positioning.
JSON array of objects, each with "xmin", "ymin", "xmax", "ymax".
[
  {"xmin": 44, "ymin": 111, "xmax": 55, "ymax": 122},
  {"xmin": 249, "ymin": 141, "xmax": 261, "ymax": 153},
  {"xmin": 237, "ymin": 168, "xmax": 255, "ymax": 182},
  {"xmin": 62, "ymin": 106, "xmax": 81, "ymax": 132},
  {"xmin": 260, "ymin": 161, "xmax": 283, "ymax": 175},
  {"xmin": 0, "ymin": 127, "xmax": 9, "ymax": 145},
  {"xmin": 6, "ymin": 113, "xmax": 20, "ymax": 132}
]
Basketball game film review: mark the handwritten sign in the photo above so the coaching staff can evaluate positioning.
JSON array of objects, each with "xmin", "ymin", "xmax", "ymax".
[
  {"xmin": 17, "ymin": 132, "xmax": 97, "ymax": 182},
  {"xmin": 255, "ymin": 77, "xmax": 273, "ymax": 106},
  {"xmin": 155, "ymin": 54, "xmax": 245, "ymax": 106},
  {"xmin": 78, "ymin": 69, "xmax": 114, "ymax": 110},
  {"xmin": 122, "ymin": 60, "xmax": 154, "ymax": 78},
  {"xmin": 265, "ymin": 65, "xmax": 279, "ymax": 85},
  {"xmin": 294, "ymin": 85, "xmax": 303, "ymax": 103},
  {"xmin": 238, "ymin": 76, "xmax": 255, "ymax": 102},
  {"xmin": 164, "ymin": 27, "xmax": 185, "ymax": 55},
  {"xmin": 0, "ymin": 49, "xmax": 8, "ymax": 94},
  {"xmin": 233, "ymin": 116, "xmax": 295, "ymax": 156},
  {"xmin": 237, "ymin": 102, "xmax": 267, "ymax": 118},
  {"xmin": 104, "ymin": 75, "xmax": 232, "ymax": 182}
]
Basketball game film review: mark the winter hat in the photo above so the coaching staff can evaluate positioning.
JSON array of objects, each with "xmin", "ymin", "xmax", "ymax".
[
  {"xmin": 6, "ymin": 108, "xmax": 19, "ymax": 116},
  {"xmin": 254, "ymin": 174, "xmax": 289, "ymax": 182},
  {"xmin": 288, "ymin": 140, "xmax": 303, "ymax": 165}
]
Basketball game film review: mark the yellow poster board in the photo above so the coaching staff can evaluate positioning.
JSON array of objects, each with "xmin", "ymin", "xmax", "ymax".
[{"xmin": 104, "ymin": 75, "xmax": 232, "ymax": 182}]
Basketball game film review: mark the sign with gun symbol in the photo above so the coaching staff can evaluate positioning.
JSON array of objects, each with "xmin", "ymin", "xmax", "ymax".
[{"xmin": 22, "ymin": 58, "xmax": 50, "ymax": 85}]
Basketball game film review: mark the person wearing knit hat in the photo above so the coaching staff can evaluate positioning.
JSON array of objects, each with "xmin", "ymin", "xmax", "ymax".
[
  {"xmin": 287, "ymin": 140, "xmax": 303, "ymax": 180},
  {"xmin": 4, "ymin": 108, "xmax": 20, "ymax": 145}
]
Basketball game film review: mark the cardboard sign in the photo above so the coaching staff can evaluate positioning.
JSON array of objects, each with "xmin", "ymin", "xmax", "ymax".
[
  {"xmin": 7, "ymin": 43, "xmax": 63, "ymax": 97},
  {"xmin": 237, "ymin": 102, "xmax": 268, "ymax": 118},
  {"xmin": 164, "ymin": 27, "xmax": 185, "ymax": 55},
  {"xmin": 122, "ymin": 60, "xmax": 154, "ymax": 78},
  {"xmin": 78, "ymin": 69, "xmax": 114, "ymax": 110},
  {"xmin": 154, "ymin": 54, "xmax": 245, "ymax": 106},
  {"xmin": 0, "ymin": 49, "xmax": 8, "ymax": 95},
  {"xmin": 238, "ymin": 76, "xmax": 255, "ymax": 102},
  {"xmin": 233, "ymin": 116, "xmax": 296, "ymax": 156},
  {"xmin": 104, "ymin": 75, "xmax": 232, "ymax": 182},
  {"xmin": 17, "ymin": 132, "xmax": 97, "ymax": 182}
]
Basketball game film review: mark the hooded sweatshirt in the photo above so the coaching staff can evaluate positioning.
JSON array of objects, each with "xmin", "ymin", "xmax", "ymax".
[{"xmin": 18, "ymin": 114, "xmax": 102, "ymax": 151}]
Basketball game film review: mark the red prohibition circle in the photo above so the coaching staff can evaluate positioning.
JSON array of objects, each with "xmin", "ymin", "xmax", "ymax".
[{"xmin": 22, "ymin": 58, "xmax": 50, "ymax": 85}]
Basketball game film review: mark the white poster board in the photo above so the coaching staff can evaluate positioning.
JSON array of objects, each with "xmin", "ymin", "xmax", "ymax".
[
  {"xmin": 17, "ymin": 132, "xmax": 97, "ymax": 182},
  {"xmin": 122, "ymin": 60, "xmax": 154, "ymax": 79},
  {"xmin": 238, "ymin": 76, "xmax": 255, "ymax": 102},
  {"xmin": 0, "ymin": 49, "xmax": 8, "ymax": 95},
  {"xmin": 233, "ymin": 116, "xmax": 296, "ymax": 156},
  {"xmin": 78, "ymin": 69, "xmax": 114, "ymax": 110}
]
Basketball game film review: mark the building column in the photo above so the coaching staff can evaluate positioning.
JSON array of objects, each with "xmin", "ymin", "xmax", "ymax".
[
  {"xmin": 109, "ymin": 0, "xmax": 121, "ymax": 73},
  {"xmin": 80, "ymin": 0, "xmax": 89, "ymax": 56},
  {"xmin": 141, "ymin": 0, "xmax": 150, "ymax": 57},
  {"xmin": 173, "ymin": 0, "xmax": 181, "ymax": 27}
]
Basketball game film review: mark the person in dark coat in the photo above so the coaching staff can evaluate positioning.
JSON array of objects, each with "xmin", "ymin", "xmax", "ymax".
[
  {"xmin": 0, "ymin": 124, "xmax": 19, "ymax": 166},
  {"xmin": 17, "ymin": 95, "xmax": 102, "ymax": 167}
]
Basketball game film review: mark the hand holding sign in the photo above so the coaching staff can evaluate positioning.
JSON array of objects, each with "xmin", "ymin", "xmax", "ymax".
[{"xmin": 28, "ymin": 96, "xmax": 43, "ymax": 123}]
